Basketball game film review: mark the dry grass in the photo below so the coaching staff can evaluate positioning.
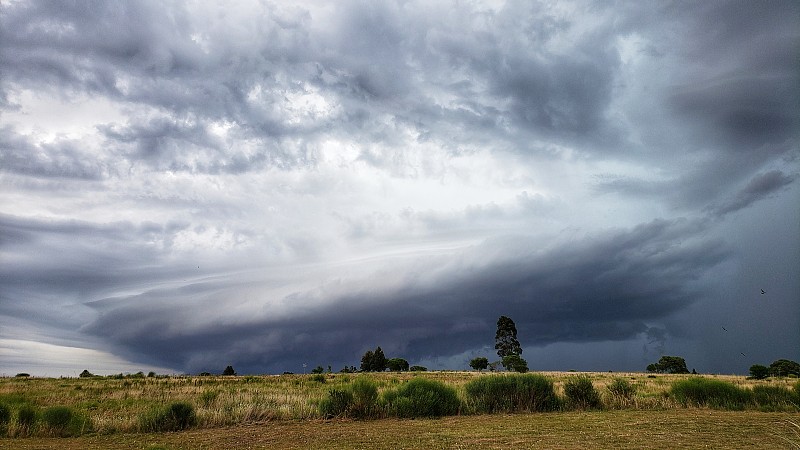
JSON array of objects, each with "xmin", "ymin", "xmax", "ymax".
[
  {"xmin": 0, "ymin": 371, "xmax": 796, "ymax": 436},
  {"xmin": 1, "ymin": 410, "xmax": 798, "ymax": 449}
]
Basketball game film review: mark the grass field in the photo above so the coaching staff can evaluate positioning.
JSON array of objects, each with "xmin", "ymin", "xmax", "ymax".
[
  {"xmin": 0, "ymin": 371, "xmax": 798, "ymax": 448},
  {"xmin": 1, "ymin": 410, "xmax": 798, "ymax": 449}
]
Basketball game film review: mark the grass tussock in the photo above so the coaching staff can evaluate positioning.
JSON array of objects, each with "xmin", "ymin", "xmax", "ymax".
[
  {"xmin": 1, "ymin": 371, "xmax": 798, "ymax": 437},
  {"xmin": 464, "ymin": 373, "xmax": 559, "ymax": 413},
  {"xmin": 564, "ymin": 376, "xmax": 602, "ymax": 410},
  {"xmin": 381, "ymin": 377, "xmax": 461, "ymax": 418},
  {"xmin": 669, "ymin": 377, "xmax": 751, "ymax": 410}
]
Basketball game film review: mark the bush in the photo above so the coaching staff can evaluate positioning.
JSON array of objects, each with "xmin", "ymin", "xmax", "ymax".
[
  {"xmin": 607, "ymin": 378, "xmax": 637, "ymax": 405},
  {"xmin": 310, "ymin": 374, "xmax": 326, "ymax": 383},
  {"xmin": 42, "ymin": 406, "xmax": 72, "ymax": 430},
  {"xmin": 139, "ymin": 402, "xmax": 197, "ymax": 432},
  {"xmin": 670, "ymin": 378, "xmax": 751, "ymax": 410},
  {"xmin": 564, "ymin": 376, "xmax": 602, "ymax": 410},
  {"xmin": 319, "ymin": 377, "xmax": 379, "ymax": 419},
  {"xmin": 464, "ymin": 374, "xmax": 559, "ymax": 413},
  {"xmin": 350, "ymin": 377, "xmax": 379, "ymax": 418},
  {"xmin": 320, "ymin": 388, "xmax": 354, "ymax": 418},
  {"xmin": 17, "ymin": 404, "xmax": 38, "ymax": 432},
  {"xmin": 382, "ymin": 378, "xmax": 460, "ymax": 418},
  {"xmin": 0, "ymin": 403, "xmax": 10, "ymax": 425},
  {"xmin": 751, "ymin": 385, "xmax": 797, "ymax": 411},
  {"xmin": 409, "ymin": 366, "xmax": 427, "ymax": 372},
  {"xmin": 41, "ymin": 405, "xmax": 90, "ymax": 436}
]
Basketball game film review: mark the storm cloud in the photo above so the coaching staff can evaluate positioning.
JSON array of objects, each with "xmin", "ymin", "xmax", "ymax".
[{"xmin": 1, "ymin": 0, "xmax": 798, "ymax": 376}]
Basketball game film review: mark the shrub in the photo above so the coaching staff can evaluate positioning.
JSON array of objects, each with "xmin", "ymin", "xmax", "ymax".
[
  {"xmin": 41, "ymin": 405, "xmax": 90, "ymax": 436},
  {"xmin": 607, "ymin": 378, "xmax": 637, "ymax": 404},
  {"xmin": 0, "ymin": 403, "xmax": 10, "ymax": 425},
  {"xmin": 564, "ymin": 376, "xmax": 602, "ymax": 410},
  {"xmin": 319, "ymin": 388, "xmax": 354, "ymax": 419},
  {"xmin": 382, "ymin": 378, "xmax": 460, "ymax": 418},
  {"xmin": 319, "ymin": 377, "xmax": 379, "ymax": 419},
  {"xmin": 42, "ymin": 406, "xmax": 72, "ymax": 431},
  {"xmin": 751, "ymin": 385, "xmax": 797, "ymax": 411},
  {"xmin": 670, "ymin": 378, "xmax": 751, "ymax": 410},
  {"xmin": 310, "ymin": 374, "xmax": 326, "ymax": 383},
  {"xmin": 464, "ymin": 374, "xmax": 559, "ymax": 413},
  {"xmin": 17, "ymin": 404, "xmax": 38, "ymax": 432},
  {"xmin": 409, "ymin": 366, "xmax": 427, "ymax": 372},
  {"xmin": 139, "ymin": 402, "xmax": 197, "ymax": 432}
]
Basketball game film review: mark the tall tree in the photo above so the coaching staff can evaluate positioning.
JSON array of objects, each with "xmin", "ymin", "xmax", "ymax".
[{"xmin": 495, "ymin": 315, "xmax": 522, "ymax": 359}]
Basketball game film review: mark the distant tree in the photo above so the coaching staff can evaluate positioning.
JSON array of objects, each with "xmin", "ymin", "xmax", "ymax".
[
  {"xmin": 749, "ymin": 364, "xmax": 770, "ymax": 380},
  {"xmin": 360, "ymin": 346, "xmax": 388, "ymax": 372},
  {"xmin": 469, "ymin": 357, "xmax": 489, "ymax": 372},
  {"xmin": 15, "ymin": 373, "xmax": 30, "ymax": 378},
  {"xmin": 372, "ymin": 347, "xmax": 387, "ymax": 372},
  {"xmin": 409, "ymin": 365, "xmax": 428, "ymax": 372},
  {"xmin": 646, "ymin": 356, "xmax": 689, "ymax": 374},
  {"xmin": 147, "ymin": 371, "xmax": 156, "ymax": 378},
  {"xmin": 222, "ymin": 365, "xmax": 236, "ymax": 376},
  {"xmin": 199, "ymin": 372, "xmax": 212, "ymax": 377},
  {"xmin": 487, "ymin": 361, "xmax": 502, "ymax": 372},
  {"xmin": 387, "ymin": 358, "xmax": 410, "ymax": 371},
  {"xmin": 79, "ymin": 369, "xmax": 94, "ymax": 378},
  {"xmin": 311, "ymin": 366, "xmax": 325, "ymax": 374},
  {"xmin": 769, "ymin": 359, "xmax": 800, "ymax": 377},
  {"xmin": 501, "ymin": 354, "xmax": 529, "ymax": 373},
  {"xmin": 495, "ymin": 316, "xmax": 522, "ymax": 359}
]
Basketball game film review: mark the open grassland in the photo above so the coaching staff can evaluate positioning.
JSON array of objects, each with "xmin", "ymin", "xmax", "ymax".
[
  {"xmin": 1, "ymin": 410, "xmax": 798, "ymax": 449},
  {"xmin": 0, "ymin": 371, "xmax": 797, "ymax": 448}
]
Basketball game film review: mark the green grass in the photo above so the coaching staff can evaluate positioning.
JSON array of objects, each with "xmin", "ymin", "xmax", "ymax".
[{"xmin": 0, "ymin": 371, "xmax": 797, "ymax": 438}]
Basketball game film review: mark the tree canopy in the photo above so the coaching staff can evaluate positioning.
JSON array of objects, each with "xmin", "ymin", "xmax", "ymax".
[
  {"xmin": 646, "ymin": 356, "xmax": 689, "ymax": 374},
  {"xmin": 495, "ymin": 315, "xmax": 522, "ymax": 359}
]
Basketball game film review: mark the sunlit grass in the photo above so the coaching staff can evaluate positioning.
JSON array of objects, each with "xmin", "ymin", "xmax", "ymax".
[{"xmin": 0, "ymin": 371, "xmax": 797, "ymax": 437}]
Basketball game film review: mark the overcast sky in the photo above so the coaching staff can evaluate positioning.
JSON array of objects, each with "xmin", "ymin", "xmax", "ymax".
[{"xmin": 1, "ymin": 0, "xmax": 798, "ymax": 377}]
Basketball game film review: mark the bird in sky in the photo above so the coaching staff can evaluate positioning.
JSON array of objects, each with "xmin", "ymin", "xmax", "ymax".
[
  {"xmin": 761, "ymin": 289, "xmax": 765, "ymax": 295},
  {"xmin": 722, "ymin": 326, "xmax": 728, "ymax": 332}
]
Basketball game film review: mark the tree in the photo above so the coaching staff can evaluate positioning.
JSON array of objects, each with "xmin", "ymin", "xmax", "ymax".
[
  {"xmin": 79, "ymin": 369, "xmax": 94, "ymax": 378},
  {"xmin": 495, "ymin": 315, "xmax": 522, "ymax": 359},
  {"xmin": 769, "ymin": 359, "xmax": 800, "ymax": 377},
  {"xmin": 360, "ymin": 346, "xmax": 388, "ymax": 372},
  {"xmin": 311, "ymin": 366, "xmax": 325, "ymax": 374},
  {"xmin": 646, "ymin": 356, "xmax": 689, "ymax": 374},
  {"xmin": 501, "ymin": 354, "xmax": 529, "ymax": 373},
  {"xmin": 387, "ymin": 358, "xmax": 409, "ymax": 371},
  {"xmin": 749, "ymin": 364, "xmax": 769, "ymax": 380},
  {"xmin": 469, "ymin": 357, "xmax": 489, "ymax": 372},
  {"xmin": 222, "ymin": 365, "xmax": 236, "ymax": 376}
]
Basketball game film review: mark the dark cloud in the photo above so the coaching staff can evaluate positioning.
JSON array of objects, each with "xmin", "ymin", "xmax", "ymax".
[
  {"xmin": 83, "ymin": 218, "xmax": 728, "ymax": 373},
  {"xmin": 710, "ymin": 170, "xmax": 798, "ymax": 217},
  {"xmin": 1, "ymin": 1, "xmax": 798, "ymax": 375}
]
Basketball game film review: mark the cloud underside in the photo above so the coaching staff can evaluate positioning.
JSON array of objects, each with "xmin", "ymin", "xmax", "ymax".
[
  {"xmin": 78, "ymin": 219, "xmax": 727, "ymax": 373},
  {"xmin": 1, "ymin": 0, "xmax": 798, "ymax": 374}
]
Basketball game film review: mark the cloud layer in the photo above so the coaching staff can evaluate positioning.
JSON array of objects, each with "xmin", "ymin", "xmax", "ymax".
[{"xmin": 1, "ymin": 0, "xmax": 798, "ymax": 375}]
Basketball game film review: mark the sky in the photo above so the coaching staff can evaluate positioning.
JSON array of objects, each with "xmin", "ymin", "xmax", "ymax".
[{"xmin": 1, "ymin": 0, "xmax": 798, "ymax": 377}]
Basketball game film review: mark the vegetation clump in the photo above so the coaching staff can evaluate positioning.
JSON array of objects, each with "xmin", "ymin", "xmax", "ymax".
[
  {"xmin": 382, "ymin": 378, "xmax": 460, "ymax": 418},
  {"xmin": 564, "ymin": 376, "xmax": 602, "ymax": 410},
  {"xmin": 139, "ymin": 402, "xmax": 197, "ymax": 432},
  {"xmin": 464, "ymin": 373, "xmax": 559, "ymax": 413},
  {"xmin": 319, "ymin": 377, "xmax": 379, "ymax": 419},
  {"xmin": 669, "ymin": 378, "xmax": 751, "ymax": 410}
]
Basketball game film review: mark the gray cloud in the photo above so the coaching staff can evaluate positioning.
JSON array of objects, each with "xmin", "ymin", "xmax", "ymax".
[{"xmin": 1, "ymin": 0, "xmax": 798, "ymax": 375}]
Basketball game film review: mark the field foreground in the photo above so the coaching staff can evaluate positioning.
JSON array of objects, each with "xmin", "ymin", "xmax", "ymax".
[{"xmin": 2, "ymin": 410, "xmax": 799, "ymax": 450}]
